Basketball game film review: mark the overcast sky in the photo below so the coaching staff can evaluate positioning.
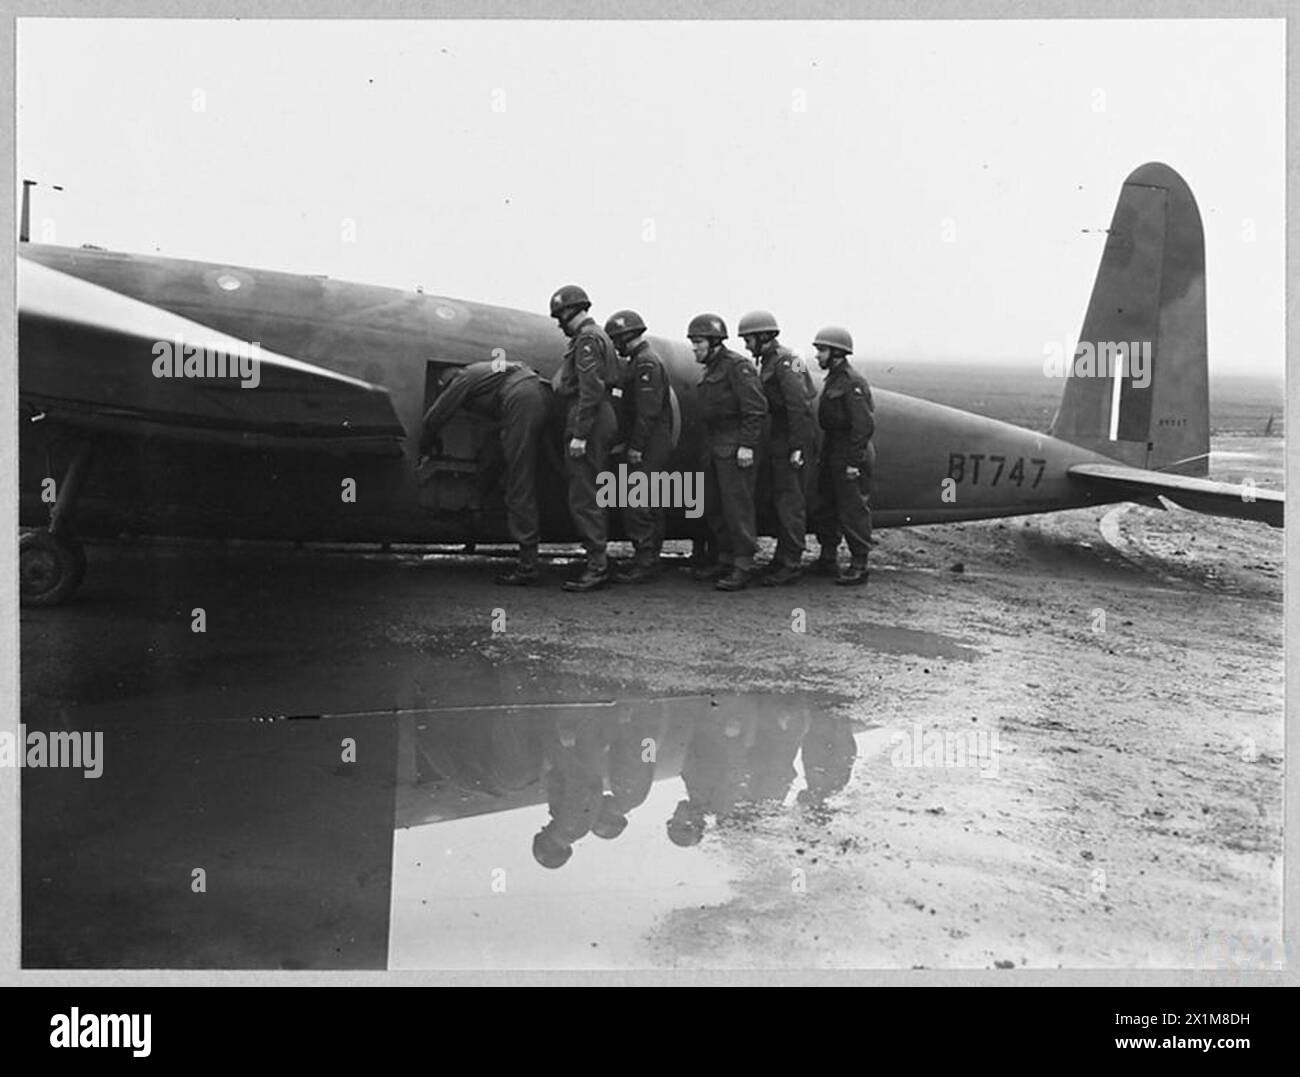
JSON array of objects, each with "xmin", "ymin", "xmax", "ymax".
[{"xmin": 17, "ymin": 18, "xmax": 1285, "ymax": 375}]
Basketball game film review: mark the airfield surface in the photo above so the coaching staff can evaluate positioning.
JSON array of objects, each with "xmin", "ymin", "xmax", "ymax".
[{"xmin": 20, "ymin": 436, "xmax": 1282, "ymax": 971}]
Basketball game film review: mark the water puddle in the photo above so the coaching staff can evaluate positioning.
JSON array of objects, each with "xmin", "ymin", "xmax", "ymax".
[{"xmin": 387, "ymin": 691, "xmax": 864, "ymax": 968}]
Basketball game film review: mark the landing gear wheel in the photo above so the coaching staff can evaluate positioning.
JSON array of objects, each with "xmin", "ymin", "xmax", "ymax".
[{"xmin": 20, "ymin": 531, "xmax": 86, "ymax": 607}]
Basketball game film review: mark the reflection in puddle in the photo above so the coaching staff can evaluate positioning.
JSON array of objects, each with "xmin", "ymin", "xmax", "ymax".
[{"xmin": 388, "ymin": 693, "xmax": 861, "ymax": 968}]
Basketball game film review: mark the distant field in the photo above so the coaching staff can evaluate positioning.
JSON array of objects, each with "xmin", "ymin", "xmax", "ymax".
[{"xmin": 867, "ymin": 360, "xmax": 1284, "ymax": 438}]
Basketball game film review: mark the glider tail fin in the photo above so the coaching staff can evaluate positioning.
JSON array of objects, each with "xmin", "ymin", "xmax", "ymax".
[{"xmin": 1048, "ymin": 162, "xmax": 1209, "ymax": 477}]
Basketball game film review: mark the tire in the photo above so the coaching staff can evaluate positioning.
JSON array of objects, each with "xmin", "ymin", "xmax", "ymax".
[{"xmin": 20, "ymin": 531, "xmax": 86, "ymax": 607}]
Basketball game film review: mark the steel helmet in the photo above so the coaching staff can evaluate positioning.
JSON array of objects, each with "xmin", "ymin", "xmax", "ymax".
[
  {"xmin": 549, "ymin": 284, "xmax": 591, "ymax": 319},
  {"xmin": 591, "ymin": 794, "xmax": 629, "ymax": 839},
  {"xmin": 687, "ymin": 313, "xmax": 728, "ymax": 341},
  {"xmin": 604, "ymin": 309, "xmax": 647, "ymax": 340},
  {"xmin": 738, "ymin": 310, "xmax": 780, "ymax": 337},
  {"xmin": 813, "ymin": 326, "xmax": 854, "ymax": 354},
  {"xmin": 532, "ymin": 829, "xmax": 573, "ymax": 869}
]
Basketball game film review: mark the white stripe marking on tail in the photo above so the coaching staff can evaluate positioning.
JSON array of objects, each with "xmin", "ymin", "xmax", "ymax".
[{"xmin": 1108, "ymin": 343, "xmax": 1125, "ymax": 441}]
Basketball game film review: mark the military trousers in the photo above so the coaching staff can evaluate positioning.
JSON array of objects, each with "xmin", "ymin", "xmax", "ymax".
[
  {"xmin": 622, "ymin": 423, "xmax": 673, "ymax": 562},
  {"xmin": 762, "ymin": 440, "xmax": 810, "ymax": 567},
  {"xmin": 499, "ymin": 374, "xmax": 549, "ymax": 551},
  {"xmin": 564, "ymin": 398, "xmax": 617, "ymax": 569},
  {"xmin": 704, "ymin": 444, "xmax": 758, "ymax": 572},
  {"xmin": 813, "ymin": 447, "xmax": 873, "ymax": 565}
]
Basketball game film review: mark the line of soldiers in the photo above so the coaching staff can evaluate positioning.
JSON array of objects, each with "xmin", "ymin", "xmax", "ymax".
[
  {"xmin": 668, "ymin": 706, "xmax": 858, "ymax": 848},
  {"xmin": 418, "ymin": 283, "xmax": 876, "ymax": 592},
  {"xmin": 533, "ymin": 705, "xmax": 858, "ymax": 869}
]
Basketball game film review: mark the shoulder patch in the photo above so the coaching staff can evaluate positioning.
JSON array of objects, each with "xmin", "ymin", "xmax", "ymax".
[
  {"xmin": 852, "ymin": 385, "xmax": 864, "ymax": 394},
  {"xmin": 640, "ymin": 372, "xmax": 651, "ymax": 381},
  {"xmin": 790, "ymin": 356, "xmax": 807, "ymax": 374}
]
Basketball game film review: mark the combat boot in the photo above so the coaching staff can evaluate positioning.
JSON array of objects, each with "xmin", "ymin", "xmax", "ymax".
[
  {"xmin": 835, "ymin": 563, "xmax": 869, "ymax": 586},
  {"xmin": 563, "ymin": 564, "xmax": 610, "ymax": 593},
  {"xmin": 496, "ymin": 547, "xmax": 540, "ymax": 586},
  {"xmin": 761, "ymin": 563, "xmax": 803, "ymax": 587},
  {"xmin": 715, "ymin": 567, "xmax": 754, "ymax": 592}
]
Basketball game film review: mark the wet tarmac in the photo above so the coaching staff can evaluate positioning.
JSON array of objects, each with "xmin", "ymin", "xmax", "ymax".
[
  {"xmin": 21, "ymin": 544, "xmax": 872, "ymax": 968},
  {"xmin": 20, "ymin": 458, "xmax": 1284, "ymax": 969}
]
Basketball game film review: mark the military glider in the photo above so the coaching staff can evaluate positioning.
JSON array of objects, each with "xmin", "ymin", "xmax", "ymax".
[{"xmin": 17, "ymin": 162, "xmax": 1282, "ymax": 606}]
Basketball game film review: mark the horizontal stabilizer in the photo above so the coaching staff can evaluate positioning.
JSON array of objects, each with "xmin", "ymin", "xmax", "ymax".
[{"xmin": 1069, "ymin": 463, "xmax": 1282, "ymax": 528}]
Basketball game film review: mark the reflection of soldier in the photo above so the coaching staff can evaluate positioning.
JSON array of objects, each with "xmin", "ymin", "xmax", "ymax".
[
  {"xmin": 418, "ymin": 359, "xmax": 552, "ymax": 586},
  {"xmin": 744, "ymin": 707, "xmax": 811, "ymax": 806},
  {"xmin": 666, "ymin": 709, "xmax": 752, "ymax": 846},
  {"xmin": 591, "ymin": 709, "xmax": 660, "ymax": 840},
  {"xmin": 533, "ymin": 715, "xmax": 605, "ymax": 869},
  {"xmin": 415, "ymin": 712, "xmax": 544, "ymax": 795},
  {"xmin": 798, "ymin": 714, "xmax": 858, "ymax": 808}
]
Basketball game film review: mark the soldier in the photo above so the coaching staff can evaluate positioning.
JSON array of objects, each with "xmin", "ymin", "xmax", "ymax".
[
  {"xmin": 688, "ymin": 313, "xmax": 767, "ymax": 592},
  {"xmin": 604, "ymin": 310, "xmax": 672, "ymax": 583},
  {"xmin": 590, "ymin": 706, "xmax": 660, "ymax": 840},
  {"xmin": 666, "ymin": 709, "xmax": 752, "ymax": 847},
  {"xmin": 738, "ymin": 310, "xmax": 816, "ymax": 586},
  {"xmin": 418, "ymin": 358, "xmax": 551, "ymax": 586},
  {"xmin": 810, "ymin": 326, "xmax": 875, "ymax": 585},
  {"xmin": 548, "ymin": 284, "xmax": 624, "ymax": 593},
  {"xmin": 797, "ymin": 713, "xmax": 858, "ymax": 809},
  {"xmin": 532, "ymin": 714, "xmax": 605, "ymax": 869},
  {"xmin": 744, "ymin": 705, "xmax": 811, "ymax": 807}
]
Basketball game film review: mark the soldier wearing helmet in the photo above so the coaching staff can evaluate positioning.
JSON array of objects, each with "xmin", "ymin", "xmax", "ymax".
[
  {"xmin": 666, "ymin": 707, "xmax": 752, "ymax": 847},
  {"xmin": 548, "ymin": 284, "xmax": 624, "ymax": 592},
  {"xmin": 604, "ymin": 309, "xmax": 672, "ymax": 583},
  {"xmin": 797, "ymin": 712, "xmax": 858, "ymax": 810},
  {"xmin": 590, "ymin": 705, "xmax": 661, "ymax": 840},
  {"xmin": 810, "ymin": 326, "xmax": 875, "ymax": 585},
  {"xmin": 533, "ymin": 714, "xmax": 605, "ymax": 869},
  {"xmin": 687, "ymin": 313, "xmax": 768, "ymax": 591},
  {"xmin": 738, "ymin": 310, "xmax": 816, "ymax": 586},
  {"xmin": 744, "ymin": 704, "xmax": 811, "ymax": 806}
]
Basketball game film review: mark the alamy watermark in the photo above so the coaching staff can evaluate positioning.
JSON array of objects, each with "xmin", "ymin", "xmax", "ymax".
[
  {"xmin": 151, "ymin": 333, "xmax": 262, "ymax": 388},
  {"xmin": 50, "ymin": 1008, "xmax": 150, "ymax": 1057},
  {"xmin": 1043, "ymin": 339, "xmax": 1151, "ymax": 389},
  {"xmin": 1, "ymin": 726, "xmax": 103, "ymax": 778},
  {"xmin": 596, "ymin": 464, "xmax": 704, "ymax": 519},
  {"xmin": 890, "ymin": 721, "xmax": 1000, "ymax": 779}
]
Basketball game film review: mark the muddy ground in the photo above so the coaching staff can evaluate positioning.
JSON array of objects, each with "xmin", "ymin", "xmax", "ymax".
[{"xmin": 21, "ymin": 466, "xmax": 1283, "ymax": 969}]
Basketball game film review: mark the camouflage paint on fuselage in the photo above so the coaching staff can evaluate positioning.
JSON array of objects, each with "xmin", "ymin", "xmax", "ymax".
[{"xmin": 18, "ymin": 242, "xmax": 1127, "ymax": 545}]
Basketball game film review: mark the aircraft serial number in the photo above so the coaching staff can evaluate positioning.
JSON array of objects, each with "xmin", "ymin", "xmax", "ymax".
[{"xmin": 947, "ymin": 453, "xmax": 1046, "ymax": 487}]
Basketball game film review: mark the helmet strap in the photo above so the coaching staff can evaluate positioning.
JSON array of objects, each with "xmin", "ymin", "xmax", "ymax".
[{"xmin": 615, "ymin": 331, "xmax": 644, "ymax": 355}]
